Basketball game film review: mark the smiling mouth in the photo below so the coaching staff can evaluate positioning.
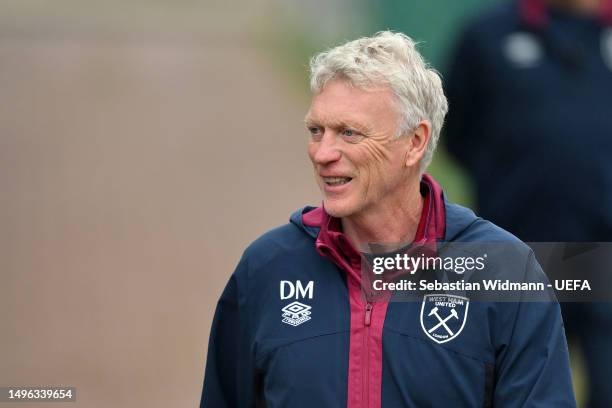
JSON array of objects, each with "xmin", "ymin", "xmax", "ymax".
[{"xmin": 322, "ymin": 177, "xmax": 352, "ymax": 186}]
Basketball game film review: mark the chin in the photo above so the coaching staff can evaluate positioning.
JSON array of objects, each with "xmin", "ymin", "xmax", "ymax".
[{"xmin": 323, "ymin": 198, "xmax": 359, "ymax": 218}]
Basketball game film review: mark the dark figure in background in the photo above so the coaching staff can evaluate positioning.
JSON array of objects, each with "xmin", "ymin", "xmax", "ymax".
[{"xmin": 445, "ymin": 0, "xmax": 612, "ymax": 406}]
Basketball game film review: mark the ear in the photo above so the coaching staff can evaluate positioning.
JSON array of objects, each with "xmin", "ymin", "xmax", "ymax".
[{"xmin": 404, "ymin": 120, "xmax": 431, "ymax": 168}]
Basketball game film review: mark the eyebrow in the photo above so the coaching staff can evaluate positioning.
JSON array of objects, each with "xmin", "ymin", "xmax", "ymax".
[{"xmin": 304, "ymin": 116, "xmax": 372, "ymax": 134}]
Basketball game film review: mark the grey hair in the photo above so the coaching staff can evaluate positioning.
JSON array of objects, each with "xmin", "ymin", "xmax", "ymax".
[{"xmin": 309, "ymin": 31, "xmax": 448, "ymax": 172}]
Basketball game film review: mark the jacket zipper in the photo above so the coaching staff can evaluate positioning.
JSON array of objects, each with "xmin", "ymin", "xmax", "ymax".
[{"xmin": 363, "ymin": 302, "xmax": 373, "ymax": 408}]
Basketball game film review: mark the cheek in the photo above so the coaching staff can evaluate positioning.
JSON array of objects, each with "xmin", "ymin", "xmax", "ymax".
[
  {"xmin": 359, "ymin": 139, "xmax": 393, "ymax": 165},
  {"xmin": 352, "ymin": 140, "xmax": 394, "ymax": 180},
  {"xmin": 355, "ymin": 144, "xmax": 405, "ymax": 199}
]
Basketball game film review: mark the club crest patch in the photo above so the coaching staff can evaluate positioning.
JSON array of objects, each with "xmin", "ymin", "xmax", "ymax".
[{"xmin": 420, "ymin": 294, "xmax": 469, "ymax": 344}]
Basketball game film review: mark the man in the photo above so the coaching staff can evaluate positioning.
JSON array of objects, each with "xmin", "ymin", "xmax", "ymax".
[
  {"xmin": 201, "ymin": 31, "xmax": 575, "ymax": 407},
  {"xmin": 444, "ymin": 1, "xmax": 612, "ymax": 406}
]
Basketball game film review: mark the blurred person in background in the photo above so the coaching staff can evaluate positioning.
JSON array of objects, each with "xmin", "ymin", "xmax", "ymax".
[
  {"xmin": 201, "ymin": 31, "xmax": 575, "ymax": 407},
  {"xmin": 444, "ymin": 0, "xmax": 612, "ymax": 406}
]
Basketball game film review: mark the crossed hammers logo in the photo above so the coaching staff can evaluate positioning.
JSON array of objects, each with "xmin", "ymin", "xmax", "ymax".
[{"xmin": 427, "ymin": 306, "xmax": 459, "ymax": 336}]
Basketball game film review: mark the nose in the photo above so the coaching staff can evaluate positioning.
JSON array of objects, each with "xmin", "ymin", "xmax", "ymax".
[{"xmin": 311, "ymin": 131, "xmax": 342, "ymax": 165}]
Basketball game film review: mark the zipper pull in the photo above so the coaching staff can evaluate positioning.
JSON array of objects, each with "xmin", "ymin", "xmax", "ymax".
[{"xmin": 365, "ymin": 303, "xmax": 373, "ymax": 326}]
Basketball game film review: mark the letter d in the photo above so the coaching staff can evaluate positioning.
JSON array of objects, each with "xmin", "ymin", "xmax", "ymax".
[{"xmin": 280, "ymin": 281, "xmax": 295, "ymax": 300}]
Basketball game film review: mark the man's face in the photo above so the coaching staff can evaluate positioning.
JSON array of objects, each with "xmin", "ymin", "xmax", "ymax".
[{"xmin": 305, "ymin": 79, "xmax": 410, "ymax": 219}]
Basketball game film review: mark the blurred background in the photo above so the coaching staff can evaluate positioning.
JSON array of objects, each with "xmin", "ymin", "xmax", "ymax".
[{"xmin": 1, "ymin": 0, "xmax": 599, "ymax": 406}]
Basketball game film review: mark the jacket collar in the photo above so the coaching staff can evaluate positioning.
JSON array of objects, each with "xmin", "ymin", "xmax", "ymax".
[{"xmin": 298, "ymin": 174, "xmax": 446, "ymax": 275}]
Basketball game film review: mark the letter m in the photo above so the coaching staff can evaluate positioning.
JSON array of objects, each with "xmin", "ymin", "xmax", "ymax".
[{"xmin": 296, "ymin": 280, "xmax": 314, "ymax": 299}]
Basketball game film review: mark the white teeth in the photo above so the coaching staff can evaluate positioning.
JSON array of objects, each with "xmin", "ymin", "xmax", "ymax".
[{"xmin": 323, "ymin": 177, "xmax": 351, "ymax": 186}]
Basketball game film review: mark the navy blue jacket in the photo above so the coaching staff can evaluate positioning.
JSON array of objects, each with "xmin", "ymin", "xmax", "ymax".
[
  {"xmin": 200, "ymin": 197, "xmax": 575, "ymax": 407},
  {"xmin": 444, "ymin": 0, "xmax": 612, "ymax": 241}
]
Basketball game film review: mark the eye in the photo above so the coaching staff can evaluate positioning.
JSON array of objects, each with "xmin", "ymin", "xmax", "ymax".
[
  {"xmin": 341, "ymin": 128, "xmax": 364, "ymax": 143},
  {"xmin": 309, "ymin": 129, "xmax": 323, "ymax": 141},
  {"xmin": 307, "ymin": 126, "xmax": 323, "ymax": 140}
]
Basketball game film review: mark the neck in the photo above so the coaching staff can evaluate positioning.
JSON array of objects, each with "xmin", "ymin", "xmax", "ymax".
[
  {"xmin": 547, "ymin": 0, "xmax": 602, "ymax": 15},
  {"xmin": 341, "ymin": 176, "xmax": 423, "ymax": 250}
]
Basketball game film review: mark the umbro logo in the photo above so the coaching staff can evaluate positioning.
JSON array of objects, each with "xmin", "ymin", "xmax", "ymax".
[{"xmin": 281, "ymin": 301, "xmax": 312, "ymax": 326}]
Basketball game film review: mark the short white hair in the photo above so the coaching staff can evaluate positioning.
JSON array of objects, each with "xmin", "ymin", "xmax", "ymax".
[{"xmin": 309, "ymin": 31, "xmax": 448, "ymax": 172}]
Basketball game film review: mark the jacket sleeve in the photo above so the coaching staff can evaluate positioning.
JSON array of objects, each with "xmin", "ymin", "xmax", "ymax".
[
  {"xmin": 493, "ymin": 251, "xmax": 576, "ymax": 407},
  {"xmin": 200, "ymin": 256, "xmax": 256, "ymax": 408}
]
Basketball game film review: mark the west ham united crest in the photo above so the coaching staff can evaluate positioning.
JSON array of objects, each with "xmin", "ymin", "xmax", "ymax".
[{"xmin": 420, "ymin": 294, "xmax": 469, "ymax": 344}]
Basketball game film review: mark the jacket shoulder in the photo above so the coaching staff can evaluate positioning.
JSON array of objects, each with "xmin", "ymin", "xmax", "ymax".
[
  {"xmin": 241, "ymin": 222, "xmax": 315, "ymax": 273},
  {"xmin": 457, "ymin": 217, "xmax": 523, "ymax": 244},
  {"xmin": 445, "ymin": 202, "xmax": 535, "ymax": 263},
  {"xmin": 445, "ymin": 202, "xmax": 522, "ymax": 243}
]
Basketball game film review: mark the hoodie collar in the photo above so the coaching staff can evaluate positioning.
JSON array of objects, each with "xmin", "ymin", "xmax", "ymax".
[{"xmin": 299, "ymin": 174, "xmax": 446, "ymax": 278}]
